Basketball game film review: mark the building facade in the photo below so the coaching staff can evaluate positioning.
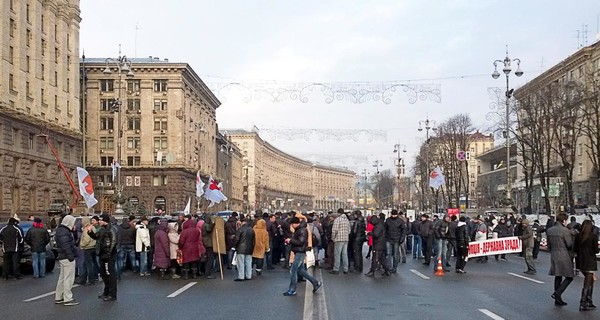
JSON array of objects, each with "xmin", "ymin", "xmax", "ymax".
[
  {"xmin": 312, "ymin": 164, "xmax": 356, "ymax": 211},
  {"xmin": 83, "ymin": 57, "xmax": 220, "ymax": 214},
  {"xmin": 0, "ymin": 0, "xmax": 82, "ymax": 218}
]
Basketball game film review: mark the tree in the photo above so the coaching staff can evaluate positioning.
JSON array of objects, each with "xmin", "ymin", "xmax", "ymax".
[{"xmin": 367, "ymin": 169, "xmax": 395, "ymax": 208}]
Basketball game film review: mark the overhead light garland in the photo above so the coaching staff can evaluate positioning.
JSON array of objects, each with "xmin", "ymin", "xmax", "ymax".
[
  {"xmin": 258, "ymin": 128, "xmax": 388, "ymax": 141},
  {"xmin": 207, "ymin": 81, "xmax": 441, "ymax": 105}
]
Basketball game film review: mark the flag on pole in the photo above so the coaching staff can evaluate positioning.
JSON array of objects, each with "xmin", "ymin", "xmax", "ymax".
[
  {"xmin": 77, "ymin": 166, "xmax": 98, "ymax": 208},
  {"xmin": 204, "ymin": 176, "xmax": 228, "ymax": 207},
  {"xmin": 183, "ymin": 197, "xmax": 191, "ymax": 215},
  {"xmin": 111, "ymin": 160, "xmax": 120, "ymax": 181},
  {"xmin": 429, "ymin": 166, "xmax": 445, "ymax": 190},
  {"xmin": 196, "ymin": 171, "xmax": 205, "ymax": 197}
]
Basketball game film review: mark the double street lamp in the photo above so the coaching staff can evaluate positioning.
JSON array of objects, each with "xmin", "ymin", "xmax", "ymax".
[
  {"xmin": 393, "ymin": 144, "xmax": 407, "ymax": 208},
  {"xmin": 373, "ymin": 160, "xmax": 383, "ymax": 208},
  {"xmin": 103, "ymin": 56, "xmax": 134, "ymax": 214},
  {"xmin": 492, "ymin": 47, "xmax": 523, "ymax": 204},
  {"xmin": 418, "ymin": 116, "xmax": 436, "ymax": 211}
]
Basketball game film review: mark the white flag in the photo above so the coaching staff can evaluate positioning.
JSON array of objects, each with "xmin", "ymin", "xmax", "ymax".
[
  {"xmin": 77, "ymin": 167, "xmax": 98, "ymax": 208},
  {"xmin": 429, "ymin": 166, "xmax": 445, "ymax": 190},
  {"xmin": 156, "ymin": 150, "xmax": 163, "ymax": 162},
  {"xmin": 204, "ymin": 176, "xmax": 228, "ymax": 207},
  {"xmin": 196, "ymin": 171, "xmax": 205, "ymax": 197},
  {"xmin": 183, "ymin": 197, "xmax": 191, "ymax": 215},
  {"xmin": 111, "ymin": 160, "xmax": 120, "ymax": 181}
]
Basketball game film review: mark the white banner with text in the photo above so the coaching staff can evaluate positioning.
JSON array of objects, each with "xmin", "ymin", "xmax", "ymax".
[{"xmin": 467, "ymin": 237, "xmax": 522, "ymax": 258}]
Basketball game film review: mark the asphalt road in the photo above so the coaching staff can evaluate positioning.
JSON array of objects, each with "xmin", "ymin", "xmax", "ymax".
[{"xmin": 1, "ymin": 250, "xmax": 598, "ymax": 320}]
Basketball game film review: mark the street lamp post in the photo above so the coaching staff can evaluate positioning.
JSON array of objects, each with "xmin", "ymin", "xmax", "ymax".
[
  {"xmin": 373, "ymin": 160, "xmax": 383, "ymax": 209},
  {"xmin": 492, "ymin": 46, "xmax": 523, "ymax": 205},
  {"xmin": 393, "ymin": 144, "xmax": 407, "ymax": 209},
  {"xmin": 418, "ymin": 117, "xmax": 436, "ymax": 212},
  {"xmin": 361, "ymin": 169, "xmax": 368, "ymax": 208},
  {"xmin": 103, "ymin": 55, "xmax": 134, "ymax": 215}
]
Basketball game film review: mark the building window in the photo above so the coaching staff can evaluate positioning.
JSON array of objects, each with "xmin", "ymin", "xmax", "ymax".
[
  {"xmin": 127, "ymin": 156, "xmax": 141, "ymax": 166},
  {"xmin": 54, "ymin": 25, "xmax": 58, "ymax": 40},
  {"xmin": 153, "ymin": 99, "xmax": 167, "ymax": 111},
  {"xmin": 578, "ymin": 163, "xmax": 583, "ymax": 175},
  {"xmin": 66, "ymin": 78, "xmax": 70, "ymax": 92},
  {"xmin": 100, "ymin": 156, "xmax": 114, "ymax": 167},
  {"xmin": 578, "ymin": 143, "xmax": 582, "ymax": 156},
  {"xmin": 100, "ymin": 99, "xmax": 115, "ymax": 112},
  {"xmin": 153, "ymin": 118, "xmax": 168, "ymax": 130},
  {"xmin": 54, "ymin": 95, "xmax": 58, "ymax": 109},
  {"xmin": 41, "ymin": 88, "xmax": 45, "ymax": 102},
  {"xmin": 127, "ymin": 99, "xmax": 141, "ymax": 111},
  {"xmin": 41, "ymin": 63, "xmax": 45, "ymax": 79},
  {"xmin": 100, "ymin": 80, "xmax": 114, "ymax": 92},
  {"xmin": 41, "ymin": 39, "xmax": 46, "ymax": 55},
  {"xmin": 26, "ymin": 29, "xmax": 31, "ymax": 46},
  {"xmin": 55, "ymin": 48, "xmax": 59, "ymax": 63},
  {"xmin": 25, "ymin": 56, "xmax": 30, "ymax": 72},
  {"xmin": 152, "ymin": 176, "xmax": 168, "ymax": 186},
  {"xmin": 26, "ymin": 82, "xmax": 31, "ymax": 97},
  {"xmin": 10, "ymin": 19, "xmax": 15, "ymax": 37},
  {"xmin": 100, "ymin": 117, "xmax": 114, "ymax": 130},
  {"xmin": 26, "ymin": 4, "xmax": 30, "ymax": 22},
  {"xmin": 99, "ymin": 137, "xmax": 114, "ymax": 149},
  {"xmin": 11, "ymin": 128, "xmax": 19, "ymax": 145},
  {"xmin": 41, "ymin": 15, "xmax": 44, "ymax": 32},
  {"xmin": 54, "ymin": 71, "xmax": 58, "ymax": 86},
  {"xmin": 9, "ymin": 74, "xmax": 14, "ymax": 91},
  {"xmin": 154, "ymin": 154, "xmax": 167, "ymax": 166},
  {"xmin": 67, "ymin": 55, "xmax": 71, "ymax": 70},
  {"xmin": 9, "ymin": 46, "xmax": 14, "ymax": 64},
  {"xmin": 127, "ymin": 117, "xmax": 141, "ymax": 130},
  {"xmin": 127, "ymin": 137, "xmax": 141, "ymax": 149},
  {"xmin": 154, "ymin": 80, "xmax": 168, "ymax": 92},
  {"xmin": 28, "ymin": 133, "xmax": 34, "ymax": 149},
  {"xmin": 127, "ymin": 80, "xmax": 141, "ymax": 93},
  {"xmin": 154, "ymin": 137, "xmax": 168, "ymax": 150}
]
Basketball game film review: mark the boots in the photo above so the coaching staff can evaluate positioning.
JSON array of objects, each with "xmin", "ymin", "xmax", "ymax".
[
  {"xmin": 159, "ymin": 269, "xmax": 168, "ymax": 280},
  {"xmin": 191, "ymin": 268, "xmax": 198, "ymax": 279},
  {"xmin": 588, "ymin": 285, "xmax": 596, "ymax": 309},
  {"xmin": 170, "ymin": 268, "xmax": 181, "ymax": 279},
  {"xmin": 364, "ymin": 271, "xmax": 374, "ymax": 277},
  {"xmin": 182, "ymin": 269, "xmax": 189, "ymax": 280}
]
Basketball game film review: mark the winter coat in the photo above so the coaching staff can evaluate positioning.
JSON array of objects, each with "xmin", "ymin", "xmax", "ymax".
[
  {"xmin": 447, "ymin": 220, "xmax": 457, "ymax": 240},
  {"xmin": 202, "ymin": 217, "xmax": 214, "ymax": 248},
  {"xmin": 55, "ymin": 215, "xmax": 76, "ymax": 261},
  {"xmin": 518, "ymin": 220, "xmax": 534, "ymax": 248},
  {"xmin": 332, "ymin": 214, "xmax": 351, "ymax": 242},
  {"xmin": 178, "ymin": 219, "xmax": 201, "ymax": 263},
  {"xmin": 235, "ymin": 223, "xmax": 255, "ymax": 255},
  {"xmin": 455, "ymin": 222, "xmax": 470, "ymax": 247},
  {"xmin": 118, "ymin": 221, "xmax": 136, "ymax": 246},
  {"xmin": 135, "ymin": 223, "xmax": 151, "ymax": 253},
  {"xmin": 195, "ymin": 221, "xmax": 206, "ymax": 258},
  {"xmin": 153, "ymin": 220, "xmax": 170, "ymax": 269},
  {"xmin": 225, "ymin": 216, "xmax": 239, "ymax": 250},
  {"xmin": 411, "ymin": 220, "xmax": 421, "ymax": 235},
  {"xmin": 418, "ymin": 219, "xmax": 433, "ymax": 238},
  {"xmin": 369, "ymin": 216, "xmax": 386, "ymax": 251},
  {"xmin": 79, "ymin": 223, "xmax": 97, "ymax": 250},
  {"xmin": 0, "ymin": 219, "xmax": 23, "ymax": 252},
  {"xmin": 290, "ymin": 221, "xmax": 309, "ymax": 253},
  {"xmin": 366, "ymin": 217, "xmax": 374, "ymax": 246},
  {"xmin": 167, "ymin": 222, "xmax": 180, "ymax": 260},
  {"xmin": 89, "ymin": 223, "xmax": 118, "ymax": 260},
  {"xmin": 575, "ymin": 233, "xmax": 599, "ymax": 272},
  {"xmin": 493, "ymin": 223, "xmax": 510, "ymax": 238},
  {"xmin": 546, "ymin": 222, "xmax": 575, "ymax": 277},
  {"xmin": 25, "ymin": 224, "xmax": 50, "ymax": 253},
  {"xmin": 252, "ymin": 219, "xmax": 270, "ymax": 259},
  {"xmin": 385, "ymin": 216, "xmax": 406, "ymax": 243},
  {"xmin": 353, "ymin": 216, "xmax": 367, "ymax": 243},
  {"xmin": 474, "ymin": 222, "xmax": 488, "ymax": 242}
]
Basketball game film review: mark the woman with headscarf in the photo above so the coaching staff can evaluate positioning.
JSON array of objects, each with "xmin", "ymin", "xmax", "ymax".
[
  {"xmin": 167, "ymin": 221, "xmax": 181, "ymax": 279},
  {"xmin": 253, "ymin": 219, "xmax": 270, "ymax": 275},
  {"xmin": 153, "ymin": 219, "xmax": 170, "ymax": 279},
  {"xmin": 178, "ymin": 219, "xmax": 201, "ymax": 279}
]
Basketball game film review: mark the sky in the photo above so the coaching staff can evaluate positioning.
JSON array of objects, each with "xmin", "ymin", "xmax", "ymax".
[{"xmin": 80, "ymin": 0, "xmax": 600, "ymax": 176}]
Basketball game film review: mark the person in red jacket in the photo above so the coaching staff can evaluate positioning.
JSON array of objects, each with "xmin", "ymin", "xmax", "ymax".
[
  {"xmin": 365, "ymin": 215, "xmax": 374, "ymax": 259},
  {"xmin": 178, "ymin": 219, "xmax": 201, "ymax": 279}
]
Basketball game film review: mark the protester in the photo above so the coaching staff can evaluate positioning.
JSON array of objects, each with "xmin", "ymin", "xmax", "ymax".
[
  {"xmin": 411, "ymin": 216, "xmax": 422, "ymax": 259},
  {"xmin": 153, "ymin": 219, "xmax": 171, "ymax": 280},
  {"xmin": 385, "ymin": 209, "xmax": 407, "ymax": 273},
  {"xmin": 419, "ymin": 214, "xmax": 433, "ymax": 266},
  {"xmin": 0, "ymin": 217, "xmax": 23, "ymax": 280},
  {"xmin": 136, "ymin": 216, "xmax": 151, "ymax": 277},
  {"xmin": 178, "ymin": 218, "xmax": 201, "ymax": 280},
  {"xmin": 54, "ymin": 215, "xmax": 79, "ymax": 306},
  {"xmin": 79, "ymin": 216, "xmax": 99, "ymax": 284},
  {"xmin": 331, "ymin": 209, "xmax": 351, "ymax": 274},
  {"xmin": 493, "ymin": 217, "xmax": 510, "ymax": 262},
  {"xmin": 25, "ymin": 217, "xmax": 50, "ymax": 278},
  {"xmin": 225, "ymin": 212, "xmax": 240, "ymax": 270},
  {"xmin": 283, "ymin": 216, "xmax": 321, "ymax": 296},
  {"xmin": 352, "ymin": 210, "xmax": 366, "ymax": 273},
  {"xmin": 201, "ymin": 215, "xmax": 216, "ymax": 279},
  {"xmin": 365, "ymin": 215, "xmax": 391, "ymax": 277},
  {"xmin": 574, "ymin": 219, "xmax": 599, "ymax": 311},
  {"xmin": 88, "ymin": 214, "xmax": 119, "ymax": 302},
  {"xmin": 234, "ymin": 215, "xmax": 255, "ymax": 281},
  {"xmin": 518, "ymin": 219, "xmax": 536, "ymax": 275},
  {"xmin": 547, "ymin": 213, "xmax": 576, "ymax": 306},
  {"xmin": 455, "ymin": 216, "xmax": 469, "ymax": 274},
  {"xmin": 167, "ymin": 221, "xmax": 181, "ymax": 279},
  {"xmin": 252, "ymin": 218, "xmax": 269, "ymax": 276},
  {"xmin": 117, "ymin": 216, "xmax": 138, "ymax": 278}
]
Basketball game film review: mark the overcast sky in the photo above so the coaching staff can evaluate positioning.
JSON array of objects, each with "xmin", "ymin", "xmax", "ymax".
[{"xmin": 80, "ymin": 0, "xmax": 600, "ymax": 175}]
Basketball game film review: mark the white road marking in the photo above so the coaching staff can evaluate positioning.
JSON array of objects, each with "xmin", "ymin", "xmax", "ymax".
[
  {"xmin": 23, "ymin": 284, "xmax": 80, "ymax": 302},
  {"xmin": 507, "ymin": 272, "xmax": 544, "ymax": 284},
  {"xmin": 410, "ymin": 269, "xmax": 431, "ymax": 280},
  {"xmin": 167, "ymin": 282, "xmax": 197, "ymax": 298},
  {"xmin": 303, "ymin": 276, "xmax": 313, "ymax": 320},
  {"xmin": 303, "ymin": 268, "xmax": 328, "ymax": 320},
  {"xmin": 478, "ymin": 309, "xmax": 505, "ymax": 320}
]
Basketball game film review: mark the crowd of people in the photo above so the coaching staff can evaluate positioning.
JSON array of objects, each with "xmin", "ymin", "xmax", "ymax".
[{"xmin": 0, "ymin": 208, "xmax": 598, "ymax": 311}]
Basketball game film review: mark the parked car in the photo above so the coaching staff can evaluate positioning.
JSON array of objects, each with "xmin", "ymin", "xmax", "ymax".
[{"xmin": 0, "ymin": 221, "xmax": 56, "ymax": 274}]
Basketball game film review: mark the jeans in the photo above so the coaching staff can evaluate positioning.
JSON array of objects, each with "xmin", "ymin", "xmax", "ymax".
[
  {"xmin": 139, "ymin": 251, "xmax": 148, "ymax": 274},
  {"xmin": 333, "ymin": 241, "xmax": 349, "ymax": 272},
  {"xmin": 434, "ymin": 239, "xmax": 448, "ymax": 270},
  {"xmin": 412, "ymin": 235, "xmax": 422, "ymax": 258},
  {"xmin": 266, "ymin": 239, "xmax": 273, "ymax": 269},
  {"xmin": 288, "ymin": 252, "xmax": 318, "ymax": 292},
  {"xmin": 447, "ymin": 239, "xmax": 457, "ymax": 258},
  {"xmin": 32, "ymin": 252, "xmax": 46, "ymax": 278},
  {"xmin": 227, "ymin": 249, "xmax": 235, "ymax": 269},
  {"xmin": 55, "ymin": 259, "xmax": 76, "ymax": 302},
  {"xmin": 236, "ymin": 253, "xmax": 253, "ymax": 279},
  {"xmin": 81, "ymin": 249, "xmax": 98, "ymax": 283},
  {"xmin": 386, "ymin": 242, "xmax": 400, "ymax": 270},
  {"xmin": 406, "ymin": 235, "xmax": 413, "ymax": 253},
  {"xmin": 117, "ymin": 244, "xmax": 138, "ymax": 275}
]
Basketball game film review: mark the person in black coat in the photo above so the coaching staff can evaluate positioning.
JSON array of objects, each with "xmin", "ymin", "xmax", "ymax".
[
  {"xmin": 352, "ymin": 210, "xmax": 366, "ymax": 273},
  {"xmin": 233, "ymin": 216, "xmax": 255, "ymax": 281},
  {"xmin": 54, "ymin": 215, "xmax": 79, "ymax": 305},
  {"xmin": 88, "ymin": 214, "xmax": 119, "ymax": 301},
  {"xmin": 365, "ymin": 216, "xmax": 391, "ymax": 277},
  {"xmin": 25, "ymin": 218, "xmax": 50, "ymax": 278},
  {"xmin": 575, "ymin": 220, "xmax": 599, "ymax": 311},
  {"xmin": 419, "ymin": 214, "xmax": 434, "ymax": 265},
  {"xmin": 493, "ymin": 218, "xmax": 510, "ymax": 261},
  {"xmin": 0, "ymin": 217, "xmax": 24, "ymax": 280},
  {"xmin": 455, "ymin": 216, "xmax": 470, "ymax": 274}
]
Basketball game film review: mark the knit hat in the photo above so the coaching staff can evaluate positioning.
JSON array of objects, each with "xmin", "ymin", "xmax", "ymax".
[
  {"xmin": 33, "ymin": 217, "xmax": 42, "ymax": 223},
  {"xmin": 100, "ymin": 213, "xmax": 111, "ymax": 223},
  {"xmin": 290, "ymin": 217, "xmax": 301, "ymax": 224},
  {"xmin": 91, "ymin": 215, "xmax": 99, "ymax": 222},
  {"xmin": 61, "ymin": 215, "xmax": 76, "ymax": 229}
]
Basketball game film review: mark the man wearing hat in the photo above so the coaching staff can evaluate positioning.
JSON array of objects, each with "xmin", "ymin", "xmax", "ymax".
[
  {"xmin": 283, "ymin": 216, "xmax": 322, "ymax": 296},
  {"xmin": 25, "ymin": 217, "xmax": 50, "ymax": 278},
  {"xmin": 87, "ymin": 214, "xmax": 118, "ymax": 301},
  {"xmin": 54, "ymin": 215, "xmax": 79, "ymax": 306},
  {"xmin": 0, "ymin": 217, "xmax": 24, "ymax": 280}
]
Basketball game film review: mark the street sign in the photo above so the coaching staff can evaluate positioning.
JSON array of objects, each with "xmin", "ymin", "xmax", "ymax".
[{"xmin": 456, "ymin": 151, "xmax": 469, "ymax": 161}]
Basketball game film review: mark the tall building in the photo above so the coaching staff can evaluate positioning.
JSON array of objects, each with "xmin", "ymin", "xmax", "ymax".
[
  {"xmin": 0, "ymin": 0, "xmax": 82, "ymax": 217},
  {"xmin": 312, "ymin": 164, "xmax": 356, "ymax": 210},
  {"xmin": 466, "ymin": 131, "xmax": 494, "ymax": 207},
  {"xmin": 82, "ymin": 56, "xmax": 219, "ymax": 214}
]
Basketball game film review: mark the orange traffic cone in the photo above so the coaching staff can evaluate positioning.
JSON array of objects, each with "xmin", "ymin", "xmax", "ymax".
[{"xmin": 434, "ymin": 257, "xmax": 445, "ymax": 276}]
